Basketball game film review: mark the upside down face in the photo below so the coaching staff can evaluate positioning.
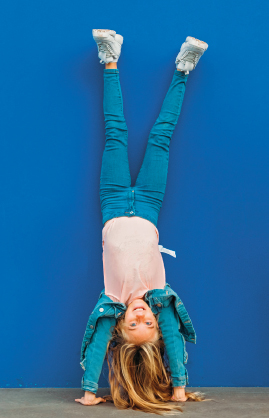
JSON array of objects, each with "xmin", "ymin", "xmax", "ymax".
[{"xmin": 121, "ymin": 298, "xmax": 159, "ymax": 345}]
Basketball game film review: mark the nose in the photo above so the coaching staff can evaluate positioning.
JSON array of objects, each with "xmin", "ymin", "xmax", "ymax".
[{"xmin": 135, "ymin": 310, "xmax": 145, "ymax": 318}]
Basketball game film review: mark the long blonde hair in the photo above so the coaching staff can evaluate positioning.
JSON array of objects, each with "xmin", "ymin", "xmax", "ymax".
[{"xmin": 104, "ymin": 315, "xmax": 207, "ymax": 415}]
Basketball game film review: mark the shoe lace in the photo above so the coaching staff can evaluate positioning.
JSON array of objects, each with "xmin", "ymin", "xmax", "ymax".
[
  {"xmin": 97, "ymin": 42, "xmax": 116, "ymax": 64},
  {"xmin": 177, "ymin": 50, "xmax": 201, "ymax": 68}
]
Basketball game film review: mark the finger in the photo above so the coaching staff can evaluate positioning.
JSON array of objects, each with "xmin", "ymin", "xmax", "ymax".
[
  {"xmin": 75, "ymin": 399, "xmax": 84, "ymax": 404},
  {"xmin": 95, "ymin": 397, "xmax": 106, "ymax": 404}
]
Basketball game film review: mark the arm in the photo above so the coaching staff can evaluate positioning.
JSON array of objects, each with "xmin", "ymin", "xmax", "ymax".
[
  {"xmin": 158, "ymin": 300, "xmax": 188, "ymax": 388},
  {"xmin": 81, "ymin": 316, "xmax": 116, "ymax": 394}
]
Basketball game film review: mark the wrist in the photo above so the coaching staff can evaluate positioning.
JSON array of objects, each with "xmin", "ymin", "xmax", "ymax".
[
  {"xmin": 173, "ymin": 386, "xmax": 186, "ymax": 393},
  {"xmin": 84, "ymin": 391, "xmax": 96, "ymax": 400},
  {"xmin": 172, "ymin": 387, "xmax": 188, "ymax": 402}
]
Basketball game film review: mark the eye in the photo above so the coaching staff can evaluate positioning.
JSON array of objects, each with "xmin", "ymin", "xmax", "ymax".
[
  {"xmin": 146, "ymin": 322, "xmax": 152, "ymax": 326},
  {"xmin": 130, "ymin": 322, "xmax": 136, "ymax": 327}
]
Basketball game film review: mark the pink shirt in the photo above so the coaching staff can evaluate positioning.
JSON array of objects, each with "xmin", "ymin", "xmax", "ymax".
[{"xmin": 102, "ymin": 217, "xmax": 166, "ymax": 305}]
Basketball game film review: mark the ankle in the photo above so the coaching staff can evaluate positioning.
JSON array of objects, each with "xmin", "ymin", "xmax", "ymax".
[{"xmin": 105, "ymin": 62, "xmax": 117, "ymax": 69}]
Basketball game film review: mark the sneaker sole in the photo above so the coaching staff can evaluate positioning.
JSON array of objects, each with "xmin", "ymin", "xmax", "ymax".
[
  {"xmin": 186, "ymin": 36, "xmax": 208, "ymax": 51},
  {"xmin": 92, "ymin": 29, "xmax": 123, "ymax": 45},
  {"xmin": 92, "ymin": 29, "xmax": 116, "ymax": 38}
]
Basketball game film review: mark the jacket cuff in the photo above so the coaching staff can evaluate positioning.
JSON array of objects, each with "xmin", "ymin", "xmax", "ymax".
[
  {"xmin": 81, "ymin": 378, "xmax": 98, "ymax": 394},
  {"xmin": 171, "ymin": 373, "xmax": 189, "ymax": 387}
]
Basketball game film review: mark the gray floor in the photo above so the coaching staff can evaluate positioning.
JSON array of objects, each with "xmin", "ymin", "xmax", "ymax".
[{"xmin": 0, "ymin": 388, "xmax": 268, "ymax": 418}]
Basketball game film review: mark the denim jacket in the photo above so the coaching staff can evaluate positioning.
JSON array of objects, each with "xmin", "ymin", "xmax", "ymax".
[{"xmin": 80, "ymin": 283, "xmax": 196, "ymax": 393}]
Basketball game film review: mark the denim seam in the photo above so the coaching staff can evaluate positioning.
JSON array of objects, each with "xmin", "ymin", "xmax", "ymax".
[
  {"xmin": 132, "ymin": 211, "xmax": 157, "ymax": 226},
  {"xmin": 171, "ymin": 314, "xmax": 184, "ymax": 385},
  {"xmin": 82, "ymin": 333, "xmax": 97, "ymax": 390}
]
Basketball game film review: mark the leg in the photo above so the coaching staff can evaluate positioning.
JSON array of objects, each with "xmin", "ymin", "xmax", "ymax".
[
  {"xmin": 134, "ymin": 70, "xmax": 189, "ymax": 226},
  {"xmin": 99, "ymin": 66, "xmax": 131, "ymax": 225}
]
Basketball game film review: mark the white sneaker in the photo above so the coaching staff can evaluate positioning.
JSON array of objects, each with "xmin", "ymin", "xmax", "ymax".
[
  {"xmin": 175, "ymin": 36, "xmax": 208, "ymax": 74},
  {"xmin": 92, "ymin": 29, "xmax": 123, "ymax": 64}
]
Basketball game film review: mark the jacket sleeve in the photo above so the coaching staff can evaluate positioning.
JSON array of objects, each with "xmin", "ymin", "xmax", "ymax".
[
  {"xmin": 81, "ymin": 316, "xmax": 116, "ymax": 393},
  {"xmin": 157, "ymin": 300, "xmax": 189, "ymax": 387}
]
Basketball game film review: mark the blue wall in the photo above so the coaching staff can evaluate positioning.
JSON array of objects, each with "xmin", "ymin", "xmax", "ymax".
[{"xmin": 1, "ymin": 0, "xmax": 269, "ymax": 388}]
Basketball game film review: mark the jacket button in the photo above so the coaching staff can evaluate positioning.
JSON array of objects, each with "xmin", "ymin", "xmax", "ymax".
[
  {"xmin": 90, "ymin": 325, "xmax": 94, "ymax": 329},
  {"xmin": 99, "ymin": 308, "xmax": 104, "ymax": 312},
  {"xmin": 157, "ymin": 303, "xmax": 162, "ymax": 307}
]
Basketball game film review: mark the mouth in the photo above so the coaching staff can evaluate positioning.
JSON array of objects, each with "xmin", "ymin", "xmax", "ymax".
[{"xmin": 133, "ymin": 307, "xmax": 145, "ymax": 312}]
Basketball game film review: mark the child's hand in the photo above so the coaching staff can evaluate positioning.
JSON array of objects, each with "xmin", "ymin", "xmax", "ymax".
[
  {"xmin": 75, "ymin": 391, "xmax": 106, "ymax": 406},
  {"xmin": 171, "ymin": 386, "xmax": 188, "ymax": 402}
]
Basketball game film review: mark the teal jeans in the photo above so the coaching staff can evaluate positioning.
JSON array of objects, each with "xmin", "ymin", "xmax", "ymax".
[{"xmin": 100, "ymin": 68, "xmax": 189, "ymax": 227}]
